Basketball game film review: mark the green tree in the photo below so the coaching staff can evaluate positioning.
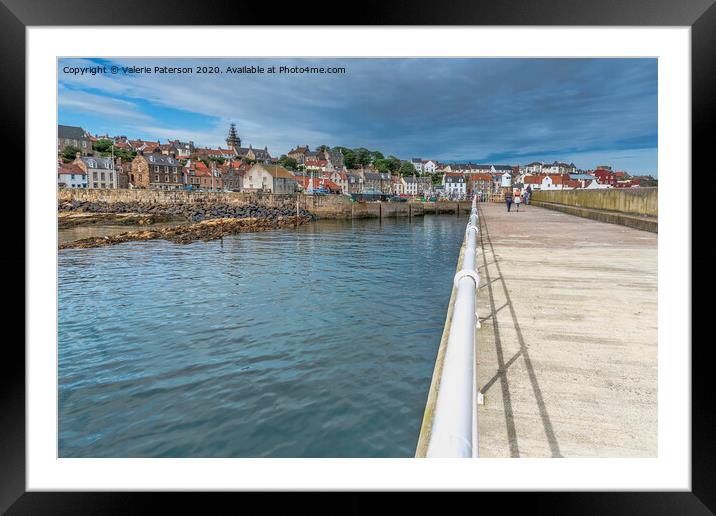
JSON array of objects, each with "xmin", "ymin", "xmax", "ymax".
[
  {"xmin": 399, "ymin": 161, "xmax": 417, "ymax": 177},
  {"xmin": 60, "ymin": 145, "xmax": 80, "ymax": 162},
  {"xmin": 317, "ymin": 145, "xmax": 329, "ymax": 153},
  {"xmin": 92, "ymin": 139, "xmax": 113, "ymax": 154},
  {"xmin": 354, "ymin": 148, "xmax": 371, "ymax": 168},
  {"xmin": 370, "ymin": 150, "xmax": 385, "ymax": 163},
  {"xmin": 339, "ymin": 148, "xmax": 357, "ymax": 169},
  {"xmin": 278, "ymin": 155, "xmax": 299, "ymax": 170}
]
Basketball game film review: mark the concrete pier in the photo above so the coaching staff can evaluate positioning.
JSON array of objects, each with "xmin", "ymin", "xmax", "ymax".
[{"xmin": 418, "ymin": 202, "xmax": 657, "ymax": 458}]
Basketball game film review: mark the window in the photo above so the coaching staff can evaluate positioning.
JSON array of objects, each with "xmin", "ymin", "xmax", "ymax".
[
  {"xmin": 93, "ymin": 183, "xmax": 98, "ymax": 188},
  {"xmin": 100, "ymin": 172, "xmax": 105, "ymax": 181}
]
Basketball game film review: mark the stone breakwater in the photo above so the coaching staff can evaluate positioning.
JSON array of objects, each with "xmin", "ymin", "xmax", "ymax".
[
  {"xmin": 59, "ymin": 199, "xmax": 316, "ymax": 223},
  {"xmin": 59, "ymin": 216, "xmax": 312, "ymax": 249}
]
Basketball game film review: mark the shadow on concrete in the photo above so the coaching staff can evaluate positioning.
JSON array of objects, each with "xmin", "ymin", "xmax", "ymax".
[{"xmin": 477, "ymin": 204, "xmax": 562, "ymax": 458}]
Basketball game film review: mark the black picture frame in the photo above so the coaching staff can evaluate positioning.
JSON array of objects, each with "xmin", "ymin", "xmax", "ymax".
[{"xmin": 4, "ymin": 1, "xmax": 708, "ymax": 513}]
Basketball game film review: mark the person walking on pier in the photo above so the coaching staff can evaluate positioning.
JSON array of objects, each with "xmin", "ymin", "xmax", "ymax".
[
  {"xmin": 514, "ymin": 193, "xmax": 522, "ymax": 212},
  {"xmin": 505, "ymin": 192, "xmax": 513, "ymax": 212},
  {"xmin": 524, "ymin": 187, "xmax": 531, "ymax": 205}
]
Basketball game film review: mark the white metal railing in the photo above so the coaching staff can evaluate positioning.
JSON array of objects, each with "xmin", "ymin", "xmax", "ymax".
[{"xmin": 426, "ymin": 196, "xmax": 480, "ymax": 458}]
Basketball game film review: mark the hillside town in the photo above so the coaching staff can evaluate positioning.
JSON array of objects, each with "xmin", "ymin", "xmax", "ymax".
[{"xmin": 57, "ymin": 123, "xmax": 657, "ymax": 201}]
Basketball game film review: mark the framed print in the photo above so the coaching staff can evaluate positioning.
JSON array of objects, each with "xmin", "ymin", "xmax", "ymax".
[{"xmin": 5, "ymin": 0, "xmax": 710, "ymax": 513}]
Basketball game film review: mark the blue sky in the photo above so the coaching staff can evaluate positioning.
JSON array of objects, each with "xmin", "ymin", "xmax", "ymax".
[{"xmin": 58, "ymin": 58, "xmax": 657, "ymax": 175}]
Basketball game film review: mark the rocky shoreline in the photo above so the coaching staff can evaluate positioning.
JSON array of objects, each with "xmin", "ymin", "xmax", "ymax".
[
  {"xmin": 59, "ymin": 199, "xmax": 315, "ymax": 223},
  {"xmin": 59, "ymin": 216, "xmax": 312, "ymax": 249},
  {"xmin": 58, "ymin": 199, "xmax": 317, "ymax": 248}
]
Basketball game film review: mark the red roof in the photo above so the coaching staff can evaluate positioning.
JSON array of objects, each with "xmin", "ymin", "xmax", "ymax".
[
  {"xmin": 300, "ymin": 177, "xmax": 341, "ymax": 191},
  {"xmin": 58, "ymin": 163, "xmax": 86, "ymax": 175},
  {"xmin": 305, "ymin": 159, "xmax": 329, "ymax": 167},
  {"xmin": 523, "ymin": 175, "xmax": 544, "ymax": 184}
]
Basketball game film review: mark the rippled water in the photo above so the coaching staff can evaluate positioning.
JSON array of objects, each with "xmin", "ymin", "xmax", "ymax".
[{"xmin": 58, "ymin": 215, "xmax": 467, "ymax": 457}]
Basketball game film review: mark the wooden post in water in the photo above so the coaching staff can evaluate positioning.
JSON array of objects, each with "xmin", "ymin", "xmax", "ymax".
[
  {"xmin": 296, "ymin": 196, "xmax": 299, "ymax": 226},
  {"xmin": 379, "ymin": 202, "xmax": 382, "ymax": 219},
  {"xmin": 456, "ymin": 202, "xmax": 459, "ymax": 216}
]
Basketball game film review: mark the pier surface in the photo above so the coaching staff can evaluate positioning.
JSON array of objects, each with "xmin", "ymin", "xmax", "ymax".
[{"xmin": 474, "ymin": 202, "xmax": 657, "ymax": 457}]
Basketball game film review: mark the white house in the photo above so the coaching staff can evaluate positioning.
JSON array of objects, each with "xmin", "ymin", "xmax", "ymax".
[
  {"xmin": 500, "ymin": 171, "xmax": 512, "ymax": 188},
  {"xmin": 423, "ymin": 160, "xmax": 437, "ymax": 174},
  {"xmin": 402, "ymin": 176, "xmax": 419, "ymax": 196},
  {"xmin": 410, "ymin": 158, "xmax": 424, "ymax": 173},
  {"xmin": 57, "ymin": 162, "xmax": 88, "ymax": 188},
  {"xmin": 243, "ymin": 163, "xmax": 297, "ymax": 194},
  {"xmin": 443, "ymin": 173, "xmax": 466, "ymax": 197},
  {"xmin": 525, "ymin": 161, "xmax": 543, "ymax": 174}
]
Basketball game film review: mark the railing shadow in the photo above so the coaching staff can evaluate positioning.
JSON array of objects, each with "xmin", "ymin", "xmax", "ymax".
[{"xmin": 477, "ymin": 204, "xmax": 562, "ymax": 458}]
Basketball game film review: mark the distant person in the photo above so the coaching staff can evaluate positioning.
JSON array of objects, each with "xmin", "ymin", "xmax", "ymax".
[
  {"xmin": 505, "ymin": 192, "xmax": 513, "ymax": 212},
  {"xmin": 514, "ymin": 193, "xmax": 522, "ymax": 212},
  {"xmin": 524, "ymin": 190, "xmax": 530, "ymax": 205}
]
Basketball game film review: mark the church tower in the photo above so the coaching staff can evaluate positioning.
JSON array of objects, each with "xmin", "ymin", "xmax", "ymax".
[{"xmin": 226, "ymin": 123, "xmax": 241, "ymax": 150}]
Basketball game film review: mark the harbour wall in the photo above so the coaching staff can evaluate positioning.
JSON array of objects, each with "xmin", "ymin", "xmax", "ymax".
[
  {"xmin": 58, "ymin": 189, "xmax": 474, "ymax": 220},
  {"xmin": 530, "ymin": 188, "xmax": 658, "ymax": 232}
]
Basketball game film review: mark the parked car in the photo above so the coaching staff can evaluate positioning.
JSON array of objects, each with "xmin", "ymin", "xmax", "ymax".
[{"xmin": 389, "ymin": 196, "xmax": 407, "ymax": 202}]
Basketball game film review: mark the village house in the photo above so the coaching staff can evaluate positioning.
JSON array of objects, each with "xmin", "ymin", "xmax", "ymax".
[
  {"xmin": 114, "ymin": 158, "xmax": 130, "ymax": 189},
  {"xmin": 300, "ymin": 176, "xmax": 342, "ymax": 194},
  {"xmin": 593, "ymin": 167, "xmax": 617, "ymax": 187},
  {"xmin": 233, "ymin": 145, "xmax": 272, "ymax": 163},
  {"xmin": 57, "ymin": 162, "xmax": 87, "ymax": 189},
  {"xmin": 540, "ymin": 174, "xmax": 579, "ymax": 190},
  {"xmin": 323, "ymin": 148, "xmax": 344, "ymax": 169},
  {"xmin": 500, "ymin": 170, "xmax": 512, "ymax": 188},
  {"xmin": 345, "ymin": 171, "xmax": 363, "ymax": 194},
  {"xmin": 58, "ymin": 125, "xmax": 92, "ymax": 156},
  {"xmin": 287, "ymin": 145, "xmax": 310, "ymax": 164},
  {"xmin": 379, "ymin": 172, "xmax": 392, "ymax": 194},
  {"xmin": 523, "ymin": 174, "xmax": 544, "ymax": 191},
  {"xmin": 569, "ymin": 173, "xmax": 598, "ymax": 189},
  {"xmin": 323, "ymin": 170, "xmax": 348, "ymax": 192},
  {"xmin": 130, "ymin": 151, "xmax": 183, "ymax": 190},
  {"xmin": 243, "ymin": 163, "xmax": 297, "ymax": 194},
  {"xmin": 410, "ymin": 158, "xmax": 424, "ymax": 173},
  {"xmin": 220, "ymin": 161, "xmax": 246, "ymax": 192},
  {"xmin": 183, "ymin": 161, "xmax": 222, "ymax": 191},
  {"xmin": 416, "ymin": 176, "xmax": 432, "ymax": 196},
  {"xmin": 443, "ymin": 173, "xmax": 466, "ymax": 197},
  {"xmin": 525, "ymin": 161, "xmax": 544, "ymax": 174},
  {"xmin": 73, "ymin": 154, "xmax": 117, "ymax": 189},
  {"xmin": 304, "ymin": 159, "xmax": 334, "ymax": 173},
  {"xmin": 391, "ymin": 175, "xmax": 404, "ymax": 195},
  {"xmin": 423, "ymin": 160, "xmax": 438, "ymax": 174},
  {"xmin": 361, "ymin": 171, "xmax": 382, "ymax": 193},
  {"xmin": 128, "ymin": 140, "xmax": 161, "ymax": 153},
  {"xmin": 467, "ymin": 173, "xmax": 493, "ymax": 196},
  {"xmin": 402, "ymin": 176, "xmax": 419, "ymax": 196},
  {"xmin": 167, "ymin": 140, "xmax": 194, "ymax": 157}
]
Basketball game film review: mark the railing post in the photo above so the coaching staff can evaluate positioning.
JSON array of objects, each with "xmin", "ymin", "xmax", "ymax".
[{"xmin": 427, "ymin": 195, "xmax": 480, "ymax": 458}]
